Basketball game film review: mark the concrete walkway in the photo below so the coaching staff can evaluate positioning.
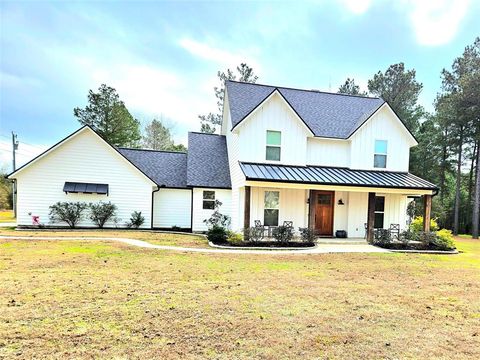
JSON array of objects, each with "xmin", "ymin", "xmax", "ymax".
[{"xmin": 0, "ymin": 235, "xmax": 389, "ymax": 255}]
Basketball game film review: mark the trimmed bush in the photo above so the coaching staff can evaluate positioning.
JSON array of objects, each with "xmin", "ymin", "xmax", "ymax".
[
  {"xmin": 89, "ymin": 201, "xmax": 117, "ymax": 228},
  {"xmin": 49, "ymin": 201, "xmax": 89, "ymax": 228},
  {"xmin": 206, "ymin": 225, "xmax": 228, "ymax": 244},
  {"xmin": 243, "ymin": 227, "xmax": 264, "ymax": 243},
  {"xmin": 434, "ymin": 229, "xmax": 456, "ymax": 250},
  {"xmin": 417, "ymin": 231, "xmax": 438, "ymax": 248},
  {"xmin": 126, "ymin": 211, "xmax": 145, "ymax": 229},
  {"xmin": 272, "ymin": 225, "xmax": 294, "ymax": 243},
  {"xmin": 399, "ymin": 230, "xmax": 418, "ymax": 246},
  {"xmin": 410, "ymin": 216, "xmax": 439, "ymax": 232},
  {"xmin": 299, "ymin": 227, "xmax": 316, "ymax": 243},
  {"xmin": 372, "ymin": 229, "xmax": 392, "ymax": 247},
  {"xmin": 227, "ymin": 231, "xmax": 243, "ymax": 245}
]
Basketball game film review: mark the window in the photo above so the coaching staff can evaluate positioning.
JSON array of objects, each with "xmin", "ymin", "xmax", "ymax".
[
  {"xmin": 374, "ymin": 196, "xmax": 385, "ymax": 228},
  {"xmin": 266, "ymin": 130, "xmax": 281, "ymax": 161},
  {"xmin": 202, "ymin": 190, "xmax": 215, "ymax": 210},
  {"xmin": 264, "ymin": 191, "xmax": 279, "ymax": 226},
  {"xmin": 374, "ymin": 140, "xmax": 387, "ymax": 168}
]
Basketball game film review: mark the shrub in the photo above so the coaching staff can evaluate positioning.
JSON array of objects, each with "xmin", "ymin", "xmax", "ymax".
[
  {"xmin": 206, "ymin": 225, "xmax": 228, "ymax": 244},
  {"xmin": 243, "ymin": 227, "xmax": 264, "ymax": 243},
  {"xmin": 49, "ymin": 201, "xmax": 89, "ymax": 228},
  {"xmin": 126, "ymin": 211, "xmax": 145, "ymax": 229},
  {"xmin": 399, "ymin": 230, "xmax": 418, "ymax": 246},
  {"xmin": 203, "ymin": 200, "xmax": 231, "ymax": 229},
  {"xmin": 417, "ymin": 231, "xmax": 438, "ymax": 248},
  {"xmin": 227, "ymin": 231, "xmax": 243, "ymax": 245},
  {"xmin": 410, "ymin": 216, "xmax": 439, "ymax": 232},
  {"xmin": 299, "ymin": 227, "xmax": 316, "ymax": 243},
  {"xmin": 272, "ymin": 225, "xmax": 294, "ymax": 243},
  {"xmin": 372, "ymin": 229, "xmax": 392, "ymax": 247},
  {"xmin": 89, "ymin": 201, "xmax": 117, "ymax": 228},
  {"xmin": 434, "ymin": 229, "xmax": 456, "ymax": 250}
]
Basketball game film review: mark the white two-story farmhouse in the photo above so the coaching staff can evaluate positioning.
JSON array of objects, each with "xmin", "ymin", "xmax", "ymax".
[{"xmin": 8, "ymin": 80, "xmax": 437, "ymax": 239}]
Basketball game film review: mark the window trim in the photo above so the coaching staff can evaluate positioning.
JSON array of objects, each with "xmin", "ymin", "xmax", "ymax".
[
  {"xmin": 202, "ymin": 190, "xmax": 216, "ymax": 210},
  {"xmin": 374, "ymin": 139, "xmax": 388, "ymax": 169},
  {"xmin": 264, "ymin": 190, "xmax": 280, "ymax": 226},
  {"xmin": 374, "ymin": 196, "xmax": 385, "ymax": 229},
  {"xmin": 266, "ymin": 130, "xmax": 281, "ymax": 161}
]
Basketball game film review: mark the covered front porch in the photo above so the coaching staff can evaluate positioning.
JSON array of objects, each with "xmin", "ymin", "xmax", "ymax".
[{"xmin": 239, "ymin": 162, "xmax": 437, "ymax": 241}]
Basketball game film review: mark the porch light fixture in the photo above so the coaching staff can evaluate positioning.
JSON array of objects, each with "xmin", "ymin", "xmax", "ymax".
[{"xmin": 338, "ymin": 199, "xmax": 344, "ymax": 205}]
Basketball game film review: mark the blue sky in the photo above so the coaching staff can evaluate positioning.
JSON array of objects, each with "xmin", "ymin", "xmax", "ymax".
[{"xmin": 1, "ymin": 0, "xmax": 479, "ymax": 169}]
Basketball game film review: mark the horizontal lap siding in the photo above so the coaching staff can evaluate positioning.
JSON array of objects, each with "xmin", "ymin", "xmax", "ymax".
[
  {"xmin": 153, "ymin": 189, "xmax": 191, "ymax": 228},
  {"xmin": 15, "ymin": 129, "xmax": 154, "ymax": 228},
  {"xmin": 192, "ymin": 188, "xmax": 232, "ymax": 232}
]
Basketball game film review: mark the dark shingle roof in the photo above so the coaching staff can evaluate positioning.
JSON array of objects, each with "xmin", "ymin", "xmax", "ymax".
[
  {"xmin": 118, "ymin": 148, "xmax": 188, "ymax": 188},
  {"xmin": 187, "ymin": 133, "xmax": 232, "ymax": 188},
  {"xmin": 226, "ymin": 80, "xmax": 385, "ymax": 139},
  {"xmin": 240, "ymin": 162, "xmax": 437, "ymax": 190}
]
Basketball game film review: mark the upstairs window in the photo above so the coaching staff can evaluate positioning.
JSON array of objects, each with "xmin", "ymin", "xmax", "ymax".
[
  {"xmin": 264, "ymin": 191, "xmax": 279, "ymax": 226},
  {"xmin": 202, "ymin": 190, "xmax": 215, "ymax": 210},
  {"xmin": 374, "ymin": 140, "xmax": 387, "ymax": 168},
  {"xmin": 266, "ymin": 130, "xmax": 281, "ymax": 161}
]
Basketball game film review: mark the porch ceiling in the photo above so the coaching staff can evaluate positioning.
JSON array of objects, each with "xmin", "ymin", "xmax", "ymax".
[{"xmin": 240, "ymin": 162, "xmax": 437, "ymax": 194}]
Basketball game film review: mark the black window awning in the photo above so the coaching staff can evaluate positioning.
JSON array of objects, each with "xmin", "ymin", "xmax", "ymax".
[
  {"xmin": 63, "ymin": 182, "xmax": 109, "ymax": 195},
  {"xmin": 239, "ymin": 162, "xmax": 438, "ymax": 191}
]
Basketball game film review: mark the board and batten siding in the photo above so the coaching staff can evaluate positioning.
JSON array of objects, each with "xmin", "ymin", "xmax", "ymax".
[
  {"xmin": 349, "ymin": 106, "xmax": 415, "ymax": 172},
  {"xmin": 235, "ymin": 92, "xmax": 311, "ymax": 166},
  {"xmin": 14, "ymin": 128, "xmax": 155, "ymax": 228},
  {"xmin": 306, "ymin": 138, "xmax": 350, "ymax": 167},
  {"xmin": 223, "ymin": 97, "xmax": 246, "ymax": 231},
  {"xmin": 346, "ymin": 192, "xmax": 410, "ymax": 238},
  {"xmin": 249, "ymin": 187, "xmax": 308, "ymax": 231},
  {"xmin": 153, "ymin": 189, "xmax": 192, "ymax": 228},
  {"xmin": 192, "ymin": 188, "xmax": 232, "ymax": 232}
]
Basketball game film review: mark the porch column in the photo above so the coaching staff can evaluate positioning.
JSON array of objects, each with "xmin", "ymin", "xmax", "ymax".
[
  {"xmin": 244, "ymin": 186, "xmax": 251, "ymax": 229},
  {"xmin": 423, "ymin": 194, "xmax": 432, "ymax": 232},
  {"xmin": 367, "ymin": 192, "xmax": 376, "ymax": 242}
]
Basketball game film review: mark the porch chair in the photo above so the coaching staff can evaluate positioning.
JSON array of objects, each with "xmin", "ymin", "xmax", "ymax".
[
  {"xmin": 389, "ymin": 224, "xmax": 400, "ymax": 240},
  {"xmin": 254, "ymin": 220, "xmax": 263, "ymax": 228},
  {"xmin": 283, "ymin": 221, "xmax": 293, "ymax": 228}
]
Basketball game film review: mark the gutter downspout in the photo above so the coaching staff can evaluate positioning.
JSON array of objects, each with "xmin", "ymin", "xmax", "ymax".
[{"xmin": 151, "ymin": 185, "xmax": 160, "ymax": 229}]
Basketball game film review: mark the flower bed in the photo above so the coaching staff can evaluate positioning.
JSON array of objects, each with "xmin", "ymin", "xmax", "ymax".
[{"xmin": 369, "ymin": 220, "xmax": 456, "ymax": 252}]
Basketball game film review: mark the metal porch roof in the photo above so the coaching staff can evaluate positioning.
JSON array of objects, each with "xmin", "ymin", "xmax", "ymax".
[{"xmin": 239, "ymin": 162, "xmax": 437, "ymax": 191}]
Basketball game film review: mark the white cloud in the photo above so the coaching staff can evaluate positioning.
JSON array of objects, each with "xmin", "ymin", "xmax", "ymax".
[
  {"xmin": 339, "ymin": 0, "xmax": 372, "ymax": 15},
  {"xmin": 408, "ymin": 0, "xmax": 470, "ymax": 46},
  {"xmin": 179, "ymin": 38, "xmax": 261, "ymax": 71}
]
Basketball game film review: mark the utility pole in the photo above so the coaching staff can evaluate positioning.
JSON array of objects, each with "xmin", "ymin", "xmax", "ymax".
[{"xmin": 12, "ymin": 132, "xmax": 18, "ymax": 218}]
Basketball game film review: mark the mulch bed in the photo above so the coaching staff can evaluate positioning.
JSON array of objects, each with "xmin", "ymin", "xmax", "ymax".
[{"xmin": 212, "ymin": 241, "xmax": 315, "ymax": 248}]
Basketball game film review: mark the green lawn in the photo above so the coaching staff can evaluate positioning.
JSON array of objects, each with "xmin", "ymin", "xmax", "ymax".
[
  {"xmin": 0, "ymin": 210, "xmax": 15, "ymax": 223},
  {"xmin": 0, "ymin": 233, "xmax": 479, "ymax": 359}
]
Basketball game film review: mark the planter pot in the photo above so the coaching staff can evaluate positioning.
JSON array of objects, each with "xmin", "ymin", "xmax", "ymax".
[{"xmin": 335, "ymin": 230, "xmax": 347, "ymax": 238}]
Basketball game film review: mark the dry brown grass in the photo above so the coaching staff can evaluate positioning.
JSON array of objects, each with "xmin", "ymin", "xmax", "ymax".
[
  {"xmin": 0, "ymin": 235, "xmax": 479, "ymax": 359},
  {"xmin": 0, "ymin": 228, "xmax": 208, "ymax": 248}
]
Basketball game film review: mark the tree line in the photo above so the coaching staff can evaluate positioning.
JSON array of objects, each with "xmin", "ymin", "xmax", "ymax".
[
  {"xmin": 74, "ymin": 84, "xmax": 186, "ymax": 152},
  {"xmin": 198, "ymin": 38, "xmax": 479, "ymax": 239}
]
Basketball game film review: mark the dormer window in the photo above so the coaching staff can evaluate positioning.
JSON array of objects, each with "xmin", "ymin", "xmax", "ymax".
[
  {"xmin": 266, "ymin": 130, "xmax": 281, "ymax": 161},
  {"xmin": 374, "ymin": 140, "xmax": 387, "ymax": 168}
]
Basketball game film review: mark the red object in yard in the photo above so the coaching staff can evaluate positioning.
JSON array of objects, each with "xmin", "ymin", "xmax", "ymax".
[{"xmin": 32, "ymin": 216, "xmax": 40, "ymax": 225}]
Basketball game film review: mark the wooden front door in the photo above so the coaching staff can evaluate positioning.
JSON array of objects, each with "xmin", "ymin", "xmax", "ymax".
[{"xmin": 313, "ymin": 191, "xmax": 334, "ymax": 236}]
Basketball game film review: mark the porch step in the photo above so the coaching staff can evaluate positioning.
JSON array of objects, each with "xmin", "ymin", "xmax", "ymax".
[{"xmin": 316, "ymin": 238, "xmax": 368, "ymax": 245}]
